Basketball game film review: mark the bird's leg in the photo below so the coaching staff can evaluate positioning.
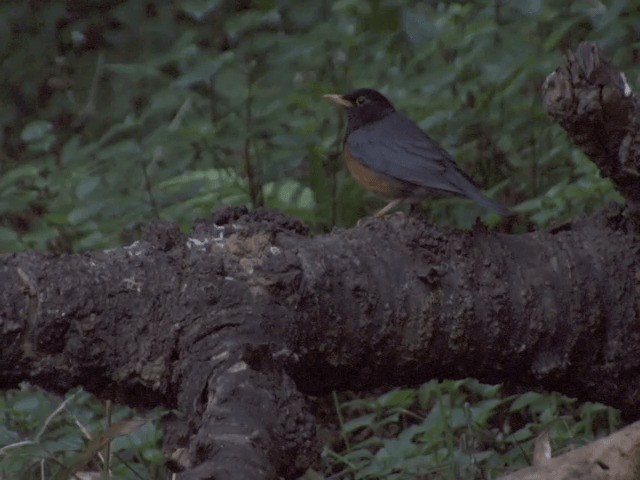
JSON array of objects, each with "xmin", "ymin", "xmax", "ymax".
[{"xmin": 374, "ymin": 198, "xmax": 403, "ymax": 217}]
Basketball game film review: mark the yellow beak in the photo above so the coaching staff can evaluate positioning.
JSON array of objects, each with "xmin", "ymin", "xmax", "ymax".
[{"xmin": 322, "ymin": 94, "xmax": 353, "ymax": 108}]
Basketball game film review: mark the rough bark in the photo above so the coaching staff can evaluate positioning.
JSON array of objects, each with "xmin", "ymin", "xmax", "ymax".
[
  {"xmin": 543, "ymin": 42, "xmax": 640, "ymax": 205},
  {"xmin": 0, "ymin": 43, "xmax": 639, "ymax": 479}
]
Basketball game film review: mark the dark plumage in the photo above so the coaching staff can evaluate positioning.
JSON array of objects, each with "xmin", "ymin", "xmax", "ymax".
[{"xmin": 323, "ymin": 88, "xmax": 511, "ymax": 216}]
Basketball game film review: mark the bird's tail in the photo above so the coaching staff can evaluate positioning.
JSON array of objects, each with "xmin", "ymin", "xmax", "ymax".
[
  {"xmin": 446, "ymin": 164, "xmax": 513, "ymax": 216},
  {"xmin": 463, "ymin": 186, "xmax": 512, "ymax": 216}
]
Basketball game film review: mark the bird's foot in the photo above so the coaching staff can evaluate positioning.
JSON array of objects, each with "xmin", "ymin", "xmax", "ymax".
[{"xmin": 374, "ymin": 198, "xmax": 403, "ymax": 217}]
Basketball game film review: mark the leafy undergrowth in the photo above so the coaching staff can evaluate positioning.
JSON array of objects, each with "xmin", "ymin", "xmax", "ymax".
[
  {"xmin": 0, "ymin": 380, "xmax": 622, "ymax": 479},
  {"xmin": 319, "ymin": 379, "xmax": 620, "ymax": 480},
  {"xmin": 0, "ymin": 384, "xmax": 169, "ymax": 480}
]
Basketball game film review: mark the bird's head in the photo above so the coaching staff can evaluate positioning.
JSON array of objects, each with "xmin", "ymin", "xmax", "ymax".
[{"xmin": 323, "ymin": 88, "xmax": 396, "ymax": 133}]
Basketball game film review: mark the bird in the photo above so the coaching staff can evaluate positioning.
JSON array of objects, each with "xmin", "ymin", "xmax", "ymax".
[{"xmin": 322, "ymin": 88, "xmax": 511, "ymax": 217}]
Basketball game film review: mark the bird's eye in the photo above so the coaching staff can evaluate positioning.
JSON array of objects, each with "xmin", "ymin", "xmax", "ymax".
[{"xmin": 355, "ymin": 96, "xmax": 367, "ymax": 105}]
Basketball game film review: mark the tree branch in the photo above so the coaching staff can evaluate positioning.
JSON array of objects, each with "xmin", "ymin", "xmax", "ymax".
[
  {"xmin": 542, "ymin": 41, "xmax": 640, "ymax": 205},
  {"xmin": 1, "ymin": 201, "xmax": 640, "ymax": 478}
]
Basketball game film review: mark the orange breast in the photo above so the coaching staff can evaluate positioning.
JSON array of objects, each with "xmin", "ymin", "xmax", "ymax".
[{"xmin": 343, "ymin": 145, "xmax": 408, "ymax": 199}]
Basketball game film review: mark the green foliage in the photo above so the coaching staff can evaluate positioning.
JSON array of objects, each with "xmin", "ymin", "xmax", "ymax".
[
  {"xmin": 1, "ymin": 0, "xmax": 636, "ymax": 251},
  {"xmin": 323, "ymin": 379, "xmax": 621, "ymax": 479},
  {"xmin": 0, "ymin": 385, "xmax": 168, "ymax": 479}
]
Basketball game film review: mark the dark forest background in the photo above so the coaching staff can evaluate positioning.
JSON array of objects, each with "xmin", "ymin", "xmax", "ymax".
[{"xmin": 0, "ymin": 0, "xmax": 637, "ymax": 478}]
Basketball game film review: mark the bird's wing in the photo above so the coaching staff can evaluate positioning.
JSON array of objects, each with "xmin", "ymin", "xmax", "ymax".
[
  {"xmin": 346, "ymin": 112, "xmax": 511, "ymax": 215},
  {"xmin": 345, "ymin": 112, "xmax": 476, "ymax": 196}
]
